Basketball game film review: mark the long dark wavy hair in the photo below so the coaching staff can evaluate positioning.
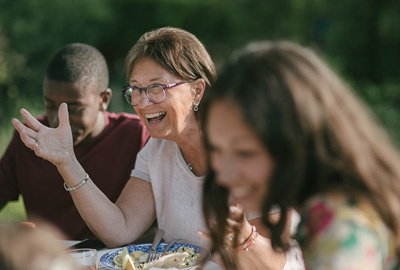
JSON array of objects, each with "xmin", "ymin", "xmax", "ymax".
[{"xmin": 201, "ymin": 41, "xmax": 400, "ymax": 269}]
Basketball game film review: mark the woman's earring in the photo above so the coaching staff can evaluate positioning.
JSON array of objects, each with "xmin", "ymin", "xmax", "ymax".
[{"xmin": 194, "ymin": 103, "xmax": 199, "ymax": 112}]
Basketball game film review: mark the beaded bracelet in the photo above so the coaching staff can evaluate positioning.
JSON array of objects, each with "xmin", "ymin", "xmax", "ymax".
[
  {"xmin": 64, "ymin": 173, "xmax": 89, "ymax": 192},
  {"xmin": 225, "ymin": 226, "xmax": 258, "ymax": 253}
]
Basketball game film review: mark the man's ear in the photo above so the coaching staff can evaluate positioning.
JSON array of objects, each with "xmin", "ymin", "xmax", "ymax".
[{"xmin": 100, "ymin": 88, "xmax": 112, "ymax": 111}]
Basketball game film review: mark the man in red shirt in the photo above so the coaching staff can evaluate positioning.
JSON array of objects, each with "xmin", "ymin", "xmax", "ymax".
[{"xmin": 0, "ymin": 43, "xmax": 149, "ymax": 240}]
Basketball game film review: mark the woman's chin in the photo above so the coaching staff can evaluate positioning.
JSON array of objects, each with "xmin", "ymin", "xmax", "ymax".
[
  {"xmin": 241, "ymin": 203, "xmax": 262, "ymax": 213},
  {"xmin": 148, "ymin": 130, "xmax": 164, "ymax": 138},
  {"xmin": 231, "ymin": 194, "xmax": 262, "ymax": 212}
]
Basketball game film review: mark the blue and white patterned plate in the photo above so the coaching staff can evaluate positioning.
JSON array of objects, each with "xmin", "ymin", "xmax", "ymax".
[{"xmin": 100, "ymin": 242, "xmax": 210, "ymax": 270}]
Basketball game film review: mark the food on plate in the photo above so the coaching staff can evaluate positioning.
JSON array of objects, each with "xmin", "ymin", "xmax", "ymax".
[
  {"xmin": 113, "ymin": 245, "xmax": 201, "ymax": 269},
  {"xmin": 113, "ymin": 247, "xmax": 129, "ymax": 267},
  {"xmin": 142, "ymin": 252, "xmax": 188, "ymax": 269},
  {"xmin": 113, "ymin": 254, "xmax": 123, "ymax": 267},
  {"xmin": 123, "ymin": 254, "xmax": 137, "ymax": 270}
]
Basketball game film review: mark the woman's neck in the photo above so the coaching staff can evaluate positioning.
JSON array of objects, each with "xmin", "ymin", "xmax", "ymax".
[{"xmin": 176, "ymin": 128, "xmax": 207, "ymax": 177}]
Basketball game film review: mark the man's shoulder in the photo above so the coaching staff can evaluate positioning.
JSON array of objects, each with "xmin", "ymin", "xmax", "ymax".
[
  {"xmin": 103, "ymin": 112, "xmax": 148, "ymax": 143},
  {"xmin": 106, "ymin": 111, "xmax": 141, "ymax": 122},
  {"xmin": 106, "ymin": 111, "xmax": 144, "ymax": 128}
]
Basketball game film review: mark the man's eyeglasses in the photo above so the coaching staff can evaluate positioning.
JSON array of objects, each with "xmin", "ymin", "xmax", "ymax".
[{"xmin": 122, "ymin": 81, "xmax": 187, "ymax": 106}]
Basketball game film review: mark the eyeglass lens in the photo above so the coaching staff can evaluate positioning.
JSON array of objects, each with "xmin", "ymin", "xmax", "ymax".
[{"xmin": 124, "ymin": 85, "xmax": 165, "ymax": 105}]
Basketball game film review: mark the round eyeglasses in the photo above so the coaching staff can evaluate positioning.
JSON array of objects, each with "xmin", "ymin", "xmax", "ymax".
[{"xmin": 122, "ymin": 81, "xmax": 187, "ymax": 106}]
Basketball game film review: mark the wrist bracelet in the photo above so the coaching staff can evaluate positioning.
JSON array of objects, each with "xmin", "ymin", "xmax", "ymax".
[
  {"xmin": 225, "ymin": 226, "xmax": 258, "ymax": 253},
  {"xmin": 64, "ymin": 174, "xmax": 89, "ymax": 192}
]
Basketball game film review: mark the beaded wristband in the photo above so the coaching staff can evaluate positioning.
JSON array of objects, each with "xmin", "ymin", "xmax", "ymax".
[
  {"xmin": 225, "ymin": 226, "xmax": 258, "ymax": 253},
  {"xmin": 64, "ymin": 174, "xmax": 89, "ymax": 192}
]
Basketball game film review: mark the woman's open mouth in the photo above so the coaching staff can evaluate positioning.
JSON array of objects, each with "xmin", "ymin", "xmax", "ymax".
[
  {"xmin": 230, "ymin": 186, "xmax": 255, "ymax": 203},
  {"xmin": 145, "ymin": 112, "xmax": 166, "ymax": 124}
]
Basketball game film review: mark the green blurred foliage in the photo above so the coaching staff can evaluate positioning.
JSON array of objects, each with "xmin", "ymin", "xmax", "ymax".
[
  {"xmin": 356, "ymin": 82, "xmax": 400, "ymax": 145},
  {"xmin": 0, "ymin": 0, "xmax": 399, "ymax": 141},
  {"xmin": 0, "ymin": 195, "xmax": 26, "ymax": 222}
]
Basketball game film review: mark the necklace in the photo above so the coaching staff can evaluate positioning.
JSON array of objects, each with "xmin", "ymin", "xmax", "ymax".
[{"xmin": 186, "ymin": 147, "xmax": 201, "ymax": 171}]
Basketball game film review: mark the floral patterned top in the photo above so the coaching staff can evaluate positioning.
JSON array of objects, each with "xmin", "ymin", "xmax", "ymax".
[{"xmin": 295, "ymin": 193, "xmax": 398, "ymax": 269}]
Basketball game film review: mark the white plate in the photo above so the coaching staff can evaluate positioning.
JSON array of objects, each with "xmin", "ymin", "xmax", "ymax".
[{"xmin": 100, "ymin": 242, "xmax": 210, "ymax": 270}]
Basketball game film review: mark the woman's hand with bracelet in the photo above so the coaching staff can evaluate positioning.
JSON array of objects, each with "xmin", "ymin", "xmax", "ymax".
[
  {"xmin": 198, "ymin": 204, "xmax": 256, "ymax": 251},
  {"xmin": 198, "ymin": 205, "xmax": 287, "ymax": 268},
  {"xmin": 225, "ymin": 206, "xmax": 288, "ymax": 269},
  {"xmin": 12, "ymin": 103, "xmax": 87, "ymax": 190},
  {"xmin": 224, "ymin": 204, "xmax": 256, "ymax": 252}
]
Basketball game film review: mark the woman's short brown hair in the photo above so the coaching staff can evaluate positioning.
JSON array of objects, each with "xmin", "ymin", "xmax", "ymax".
[{"xmin": 125, "ymin": 27, "xmax": 216, "ymax": 87}]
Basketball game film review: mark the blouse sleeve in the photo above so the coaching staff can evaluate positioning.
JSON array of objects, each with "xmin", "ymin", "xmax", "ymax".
[
  {"xmin": 130, "ymin": 139, "xmax": 151, "ymax": 182},
  {"xmin": 296, "ymin": 195, "xmax": 394, "ymax": 269}
]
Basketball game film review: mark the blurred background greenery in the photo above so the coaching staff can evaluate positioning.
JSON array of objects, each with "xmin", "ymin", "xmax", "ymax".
[{"xmin": 1, "ymin": 0, "xmax": 399, "ymax": 221}]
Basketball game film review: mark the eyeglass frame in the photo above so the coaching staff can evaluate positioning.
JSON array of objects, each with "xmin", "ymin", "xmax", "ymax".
[{"xmin": 122, "ymin": 81, "xmax": 187, "ymax": 106}]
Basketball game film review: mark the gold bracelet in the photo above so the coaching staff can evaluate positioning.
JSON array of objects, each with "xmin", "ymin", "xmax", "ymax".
[
  {"xmin": 64, "ymin": 174, "xmax": 89, "ymax": 192},
  {"xmin": 225, "ymin": 226, "xmax": 258, "ymax": 253}
]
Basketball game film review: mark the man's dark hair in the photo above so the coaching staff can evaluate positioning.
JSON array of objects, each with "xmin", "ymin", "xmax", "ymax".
[{"xmin": 45, "ymin": 43, "xmax": 109, "ymax": 92}]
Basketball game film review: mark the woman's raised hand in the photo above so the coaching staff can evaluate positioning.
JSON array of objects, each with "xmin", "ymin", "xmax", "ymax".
[
  {"xmin": 224, "ymin": 204, "xmax": 253, "ymax": 247},
  {"xmin": 198, "ymin": 204, "xmax": 253, "ymax": 247},
  {"xmin": 11, "ymin": 103, "xmax": 75, "ymax": 167}
]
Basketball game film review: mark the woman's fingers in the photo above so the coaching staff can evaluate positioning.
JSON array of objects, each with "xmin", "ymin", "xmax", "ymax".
[
  {"xmin": 11, "ymin": 118, "xmax": 38, "ymax": 149},
  {"xmin": 20, "ymin": 108, "xmax": 43, "ymax": 132},
  {"xmin": 225, "ymin": 204, "xmax": 245, "ymax": 235},
  {"xmin": 11, "ymin": 105, "xmax": 74, "ymax": 167},
  {"xmin": 226, "ymin": 217, "xmax": 239, "ymax": 228},
  {"xmin": 12, "ymin": 108, "xmax": 45, "ymax": 149},
  {"xmin": 58, "ymin": 103, "xmax": 70, "ymax": 131},
  {"xmin": 228, "ymin": 204, "xmax": 245, "ymax": 222},
  {"xmin": 225, "ymin": 218, "xmax": 240, "ymax": 238},
  {"xmin": 224, "ymin": 204, "xmax": 253, "ymax": 245}
]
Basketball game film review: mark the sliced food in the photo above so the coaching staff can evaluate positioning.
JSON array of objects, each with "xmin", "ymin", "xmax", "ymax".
[
  {"xmin": 123, "ymin": 254, "xmax": 136, "ymax": 270},
  {"xmin": 142, "ymin": 252, "xmax": 189, "ymax": 270}
]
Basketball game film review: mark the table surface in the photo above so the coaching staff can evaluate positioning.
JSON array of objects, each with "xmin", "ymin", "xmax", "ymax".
[{"xmin": 64, "ymin": 237, "xmax": 221, "ymax": 270}]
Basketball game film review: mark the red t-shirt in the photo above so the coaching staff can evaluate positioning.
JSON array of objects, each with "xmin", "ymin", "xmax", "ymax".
[{"xmin": 0, "ymin": 111, "xmax": 149, "ymax": 240}]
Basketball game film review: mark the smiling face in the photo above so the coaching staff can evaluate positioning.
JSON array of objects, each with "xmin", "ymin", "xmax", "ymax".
[
  {"xmin": 43, "ymin": 78, "xmax": 107, "ymax": 146},
  {"xmin": 130, "ymin": 58, "xmax": 197, "ymax": 140},
  {"xmin": 206, "ymin": 99, "xmax": 275, "ymax": 212}
]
